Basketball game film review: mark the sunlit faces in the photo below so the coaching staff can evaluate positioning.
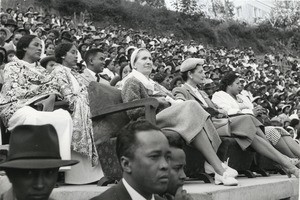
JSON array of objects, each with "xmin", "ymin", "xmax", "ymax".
[
  {"xmin": 12, "ymin": 33, "xmax": 23, "ymax": 46},
  {"xmin": 45, "ymin": 61, "xmax": 57, "ymax": 73},
  {"xmin": 122, "ymin": 65, "xmax": 132, "ymax": 79},
  {"xmin": 167, "ymin": 147, "xmax": 187, "ymax": 196},
  {"xmin": 228, "ymin": 78, "xmax": 243, "ymax": 95},
  {"xmin": 7, "ymin": 51, "xmax": 16, "ymax": 62},
  {"xmin": 133, "ymin": 50, "xmax": 153, "ymax": 77},
  {"xmin": 188, "ymin": 64, "xmax": 206, "ymax": 84},
  {"xmin": 63, "ymin": 45, "xmax": 78, "ymax": 68},
  {"xmin": 0, "ymin": 30, "xmax": 7, "ymax": 41},
  {"xmin": 45, "ymin": 44, "xmax": 55, "ymax": 56},
  {"xmin": 24, "ymin": 37, "xmax": 42, "ymax": 62},
  {"xmin": 6, "ymin": 168, "xmax": 59, "ymax": 200},
  {"xmin": 91, "ymin": 52, "xmax": 106, "ymax": 74},
  {"xmin": 125, "ymin": 130, "xmax": 171, "ymax": 197}
]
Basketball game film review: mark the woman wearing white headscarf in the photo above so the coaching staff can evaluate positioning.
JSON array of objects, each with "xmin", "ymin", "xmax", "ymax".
[{"xmin": 121, "ymin": 48, "xmax": 239, "ymax": 186}]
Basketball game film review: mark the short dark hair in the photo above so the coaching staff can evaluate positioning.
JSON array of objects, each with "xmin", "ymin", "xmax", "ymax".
[
  {"xmin": 54, "ymin": 42, "xmax": 73, "ymax": 64},
  {"xmin": 84, "ymin": 48, "xmax": 103, "ymax": 65},
  {"xmin": 162, "ymin": 130, "xmax": 185, "ymax": 149},
  {"xmin": 290, "ymin": 118, "xmax": 300, "ymax": 128},
  {"xmin": 16, "ymin": 35, "xmax": 37, "ymax": 59},
  {"xmin": 219, "ymin": 72, "xmax": 240, "ymax": 91},
  {"xmin": 181, "ymin": 67, "xmax": 197, "ymax": 82},
  {"xmin": 116, "ymin": 120, "xmax": 161, "ymax": 162}
]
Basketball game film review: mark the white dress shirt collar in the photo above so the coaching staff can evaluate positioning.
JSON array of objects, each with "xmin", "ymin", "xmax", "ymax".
[
  {"xmin": 86, "ymin": 68, "xmax": 97, "ymax": 81},
  {"xmin": 122, "ymin": 178, "xmax": 155, "ymax": 200}
]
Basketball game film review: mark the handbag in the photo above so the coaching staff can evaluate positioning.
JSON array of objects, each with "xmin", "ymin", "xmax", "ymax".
[{"xmin": 212, "ymin": 117, "xmax": 231, "ymax": 137}]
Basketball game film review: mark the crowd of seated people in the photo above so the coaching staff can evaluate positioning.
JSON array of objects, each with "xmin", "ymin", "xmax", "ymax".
[{"xmin": 0, "ymin": 4, "xmax": 299, "ymax": 195}]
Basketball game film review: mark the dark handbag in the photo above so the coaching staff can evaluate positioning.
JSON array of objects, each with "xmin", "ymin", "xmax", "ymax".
[{"xmin": 212, "ymin": 117, "xmax": 231, "ymax": 137}]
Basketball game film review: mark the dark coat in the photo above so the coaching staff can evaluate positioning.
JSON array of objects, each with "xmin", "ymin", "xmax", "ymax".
[{"xmin": 90, "ymin": 181, "xmax": 165, "ymax": 200}]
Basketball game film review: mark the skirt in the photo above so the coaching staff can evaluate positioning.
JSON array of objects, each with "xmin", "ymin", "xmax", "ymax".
[
  {"xmin": 8, "ymin": 106, "xmax": 73, "ymax": 161},
  {"xmin": 226, "ymin": 114, "xmax": 263, "ymax": 150},
  {"xmin": 156, "ymin": 100, "xmax": 221, "ymax": 151}
]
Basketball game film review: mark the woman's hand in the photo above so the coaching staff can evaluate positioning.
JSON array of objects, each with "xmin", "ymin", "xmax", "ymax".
[
  {"xmin": 34, "ymin": 94, "xmax": 56, "ymax": 111},
  {"xmin": 156, "ymin": 96, "xmax": 170, "ymax": 107},
  {"xmin": 217, "ymin": 108, "xmax": 228, "ymax": 116}
]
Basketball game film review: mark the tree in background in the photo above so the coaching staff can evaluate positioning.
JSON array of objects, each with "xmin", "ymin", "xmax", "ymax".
[
  {"xmin": 171, "ymin": 0, "xmax": 201, "ymax": 15},
  {"xmin": 268, "ymin": 0, "xmax": 300, "ymax": 30},
  {"xmin": 137, "ymin": 0, "xmax": 166, "ymax": 8},
  {"xmin": 210, "ymin": 0, "xmax": 234, "ymax": 20}
]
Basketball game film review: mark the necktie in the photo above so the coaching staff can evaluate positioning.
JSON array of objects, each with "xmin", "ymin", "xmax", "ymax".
[{"xmin": 95, "ymin": 73, "xmax": 100, "ymax": 82}]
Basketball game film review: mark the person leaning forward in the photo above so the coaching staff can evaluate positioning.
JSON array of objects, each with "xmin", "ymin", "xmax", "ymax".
[
  {"xmin": 90, "ymin": 120, "xmax": 170, "ymax": 200},
  {"xmin": 0, "ymin": 124, "xmax": 78, "ymax": 200}
]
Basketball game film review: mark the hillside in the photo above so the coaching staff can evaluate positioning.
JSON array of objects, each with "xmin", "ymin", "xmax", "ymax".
[{"xmin": 4, "ymin": 0, "xmax": 300, "ymax": 55}]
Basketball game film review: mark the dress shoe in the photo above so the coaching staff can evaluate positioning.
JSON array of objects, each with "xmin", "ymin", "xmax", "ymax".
[
  {"xmin": 214, "ymin": 171, "xmax": 238, "ymax": 186},
  {"xmin": 204, "ymin": 159, "xmax": 238, "ymax": 178}
]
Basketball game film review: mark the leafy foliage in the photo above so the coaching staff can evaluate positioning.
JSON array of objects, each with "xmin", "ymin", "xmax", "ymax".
[{"xmin": 33, "ymin": 0, "xmax": 300, "ymax": 54}]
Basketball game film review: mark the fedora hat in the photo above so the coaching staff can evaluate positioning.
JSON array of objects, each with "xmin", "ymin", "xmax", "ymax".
[{"xmin": 0, "ymin": 124, "xmax": 78, "ymax": 169}]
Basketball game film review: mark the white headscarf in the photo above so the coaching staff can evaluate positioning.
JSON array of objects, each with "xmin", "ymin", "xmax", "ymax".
[{"xmin": 130, "ymin": 48, "xmax": 147, "ymax": 68}]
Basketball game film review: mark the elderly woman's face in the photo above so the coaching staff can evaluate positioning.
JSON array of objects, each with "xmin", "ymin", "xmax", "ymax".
[
  {"xmin": 134, "ymin": 50, "xmax": 153, "ymax": 77},
  {"xmin": 25, "ymin": 37, "xmax": 42, "ymax": 62},
  {"xmin": 188, "ymin": 65, "xmax": 205, "ymax": 84},
  {"xmin": 63, "ymin": 45, "xmax": 78, "ymax": 67}
]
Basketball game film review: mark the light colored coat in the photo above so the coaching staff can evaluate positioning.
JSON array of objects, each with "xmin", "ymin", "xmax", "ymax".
[{"xmin": 80, "ymin": 68, "xmax": 109, "ymax": 87}]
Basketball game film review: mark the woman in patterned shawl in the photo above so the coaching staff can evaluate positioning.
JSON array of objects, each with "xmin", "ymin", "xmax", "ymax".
[
  {"xmin": 52, "ymin": 43, "xmax": 103, "ymax": 184},
  {"xmin": 0, "ymin": 35, "xmax": 73, "ymax": 163}
]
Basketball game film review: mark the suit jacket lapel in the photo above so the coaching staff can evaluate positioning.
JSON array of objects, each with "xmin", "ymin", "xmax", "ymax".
[
  {"xmin": 183, "ymin": 84, "xmax": 205, "ymax": 106},
  {"xmin": 115, "ymin": 181, "xmax": 133, "ymax": 200}
]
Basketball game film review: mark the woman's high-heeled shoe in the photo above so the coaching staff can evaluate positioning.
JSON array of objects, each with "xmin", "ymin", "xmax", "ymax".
[
  {"xmin": 214, "ymin": 171, "xmax": 239, "ymax": 186},
  {"xmin": 275, "ymin": 164, "xmax": 299, "ymax": 178},
  {"xmin": 222, "ymin": 158, "xmax": 238, "ymax": 178},
  {"xmin": 284, "ymin": 156, "xmax": 300, "ymax": 166},
  {"xmin": 284, "ymin": 167, "xmax": 299, "ymax": 178},
  {"xmin": 204, "ymin": 159, "xmax": 238, "ymax": 178}
]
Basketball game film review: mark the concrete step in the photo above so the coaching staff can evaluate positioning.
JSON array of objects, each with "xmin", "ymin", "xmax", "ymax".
[{"xmin": 1, "ymin": 174, "xmax": 299, "ymax": 200}]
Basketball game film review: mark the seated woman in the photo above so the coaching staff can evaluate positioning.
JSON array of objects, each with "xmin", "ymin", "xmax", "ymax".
[
  {"xmin": 212, "ymin": 72, "xmax": 299, "ymax": 175},
  {"xmin": 52, "ymin": 42, "xmax": 103, "ymax": 184},
  {"xmin": 0, "ymin": 35, "xmax": 72, "ymax": 162},
  {"xmin": 121, "ymin": 48, "xmax": 238, "ymax": 186},
  {"xmin": 173, "ymin": 58, "xmax": 299, "ymax": 177}
]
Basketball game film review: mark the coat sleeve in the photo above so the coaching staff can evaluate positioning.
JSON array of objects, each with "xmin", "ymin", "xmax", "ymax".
[{"xmin": 172, "ymin": 87, "xmax": 188, "ymax": 101}]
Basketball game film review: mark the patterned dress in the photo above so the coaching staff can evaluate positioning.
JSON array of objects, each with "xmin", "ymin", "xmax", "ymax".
[
  {"xmin": 51, "ymin": 65, "xmax": 98, "ymax": 166},
  {"xmin": 0, "ymin": 59, "xmax": 60, "ymax": 127}
]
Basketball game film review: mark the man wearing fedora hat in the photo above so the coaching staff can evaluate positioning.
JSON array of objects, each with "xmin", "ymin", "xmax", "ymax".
[{"xmin": 0, "ymin": 124, "xmax": 78, "ymax": 200}]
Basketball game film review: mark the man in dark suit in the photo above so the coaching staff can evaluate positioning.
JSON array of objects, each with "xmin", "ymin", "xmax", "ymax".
[
  {"xmin": 81, "ymin": 48, "xmax": 109, "ymax": 86},
  {"xmin": 90, "ymin": 120, "xmax": 170, "ymax": 200}
]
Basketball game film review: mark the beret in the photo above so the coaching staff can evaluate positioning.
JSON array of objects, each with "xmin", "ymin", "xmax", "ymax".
[{"xmin": 180, "ymin": 58, "xmax": 205, "ymax": 72}]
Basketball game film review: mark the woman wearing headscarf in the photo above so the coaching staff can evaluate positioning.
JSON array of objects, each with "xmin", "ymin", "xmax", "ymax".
[
  {"xmin": 173, "ymin": 58, "xmax": 299, "ymax": 178},
  {"xmin": 0, "ymin": 35, "xmax": 73, "ymax": 162},
  {"xmin": 121, "ymin": 48, "xmax": 239, "ymax": 186},
  {"xmin": 52, "ymin": 42, "xmax": 103, "ymax": 184}
]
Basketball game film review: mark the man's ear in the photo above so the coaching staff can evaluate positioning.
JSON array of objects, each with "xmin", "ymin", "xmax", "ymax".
[
  {"xmin": 89, "ymin": 58, "xmax": 93, "ymax": 65},
  {"xmin": 120, "ymin": 156, "xmax": 132, "ymax": 174}
]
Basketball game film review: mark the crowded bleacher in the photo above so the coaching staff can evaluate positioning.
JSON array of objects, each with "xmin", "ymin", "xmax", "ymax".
[{"xmin": 0, "ymin": 3, "xmax": 299, "ymax": 200}]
